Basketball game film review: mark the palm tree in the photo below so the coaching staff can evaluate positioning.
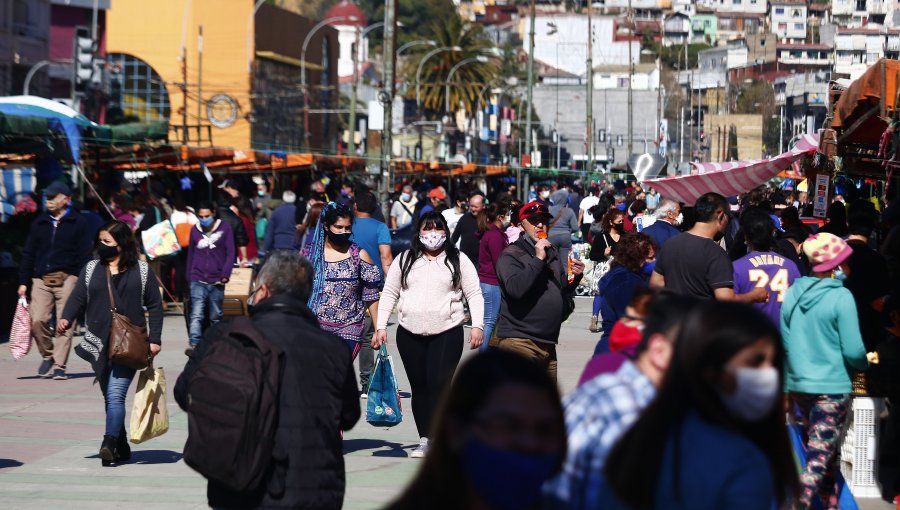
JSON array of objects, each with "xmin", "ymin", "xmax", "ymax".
[{"xmin": 405, "ymin": 17, "xmax": 498, "ymax": 117}]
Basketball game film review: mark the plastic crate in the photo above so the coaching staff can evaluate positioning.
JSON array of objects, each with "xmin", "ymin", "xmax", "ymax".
[{"xmin": 840, "ymin": 397, "xmax": 885, "ymax": 498}]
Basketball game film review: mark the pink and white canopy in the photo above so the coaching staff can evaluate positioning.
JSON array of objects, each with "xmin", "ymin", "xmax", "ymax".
[{"xmin": 643, "ymin": 133, "xmax": 819, "ymax": 205}]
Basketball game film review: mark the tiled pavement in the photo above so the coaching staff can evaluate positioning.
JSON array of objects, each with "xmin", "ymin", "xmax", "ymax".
[{"xmin": 0, "ymin": 299, "xmax": 893, "ymax": 509}]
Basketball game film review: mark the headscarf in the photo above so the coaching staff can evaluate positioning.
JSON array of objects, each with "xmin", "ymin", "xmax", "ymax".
[{"xmin": 305, "ymin": 201, "xmax": 336, "ymax": 313}]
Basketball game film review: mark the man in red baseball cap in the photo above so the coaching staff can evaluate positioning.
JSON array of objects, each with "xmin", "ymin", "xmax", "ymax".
[
  {"xmin": 492, "ymin": 200, "xmax": 584, "ymax": 380},
  {"xmin": 419, "ymin": 187, "xmax": 447, "ymax": 217}
]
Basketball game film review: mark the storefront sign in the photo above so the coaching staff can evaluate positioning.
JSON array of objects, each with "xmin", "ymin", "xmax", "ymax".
[{"xmin": 812, "ymin": 173, "xmax": 829, "ymax": 218}]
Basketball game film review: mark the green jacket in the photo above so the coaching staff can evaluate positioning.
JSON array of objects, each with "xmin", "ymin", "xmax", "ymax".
[{"xmin": 780, "ymin": 277, "xmax": 868, "ymax": 394}]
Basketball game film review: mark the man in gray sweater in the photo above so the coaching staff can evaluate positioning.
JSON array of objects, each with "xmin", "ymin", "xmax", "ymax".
[{"xmin": 494, "ymin": 201, "xmax": 584, "ymax": 380}]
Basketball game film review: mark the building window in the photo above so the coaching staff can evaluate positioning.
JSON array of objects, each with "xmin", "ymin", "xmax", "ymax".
[
  {"xmin": 775, "ymin": 7, "xmax": 785, "ymax": 14},
  {"xmin": 105, "ymin": 53, "xmax": 171, "ymax": 124},
  {"xmin": 794, "ymin": 23, "xmax": 803, "ymax": 30}
]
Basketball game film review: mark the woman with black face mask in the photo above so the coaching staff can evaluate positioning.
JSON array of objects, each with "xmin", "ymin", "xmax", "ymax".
[{"xmin": 303, "ymin": 202, "xmax": 381, "ymax": 360}]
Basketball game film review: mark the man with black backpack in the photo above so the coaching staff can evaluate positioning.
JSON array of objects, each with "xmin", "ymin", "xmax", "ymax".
[{"xmin": 174, "ymin": 251, "xmax": 360, "ymax": 509}]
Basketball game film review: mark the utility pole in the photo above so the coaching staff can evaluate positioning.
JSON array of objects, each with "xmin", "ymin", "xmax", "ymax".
[
  {"xmin": 524, "ymin": 0, "xmax": 536, "ymax": 168},
  {"xmin": 348, "ymin": 25, "xmax": 360, "ymax": 156},
  {"xmin": 627, "ymin": 0, "xmax": 634, "ymax": 157},
  {"xmin": 587, "ymin": 3, "xmax": 593, "ymax": 172},
  {"xmin": 381, "ymin": 0, "xmax": 397, "ymax": 217},
  {"xmin": 198, "ymin": 25, "xmax": 203, "ymax": 142},
  {"xmin": 182, "ymin": 48, "xmax": 188, "ymax": 145}
]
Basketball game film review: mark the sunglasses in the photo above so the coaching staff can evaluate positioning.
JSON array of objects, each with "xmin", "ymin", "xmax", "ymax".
[{"xmin": 519, "ymin": 204, "xmax": 549, "ymax": 218}]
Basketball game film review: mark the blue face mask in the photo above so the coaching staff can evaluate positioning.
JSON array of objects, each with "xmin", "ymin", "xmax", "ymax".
[
  {"xmin": 642, "ymin": 260, "xmax": 657, "ymax": 276},
  {"xmin": 833, "ymin": 267, "xmax": 848, "ymax": 281},
  {"xmin": 199, "ymin": 216, "xmax": 215, "ymax": 228},
  {"xmin": 463, "ymin": 435, "xmax": 559, "ymax": 510},
  {"xmin": 616, "ymin": 203, "xmax": 626, "ymax": 211}
]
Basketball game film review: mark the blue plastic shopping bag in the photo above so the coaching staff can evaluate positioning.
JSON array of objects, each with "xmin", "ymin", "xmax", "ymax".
[
  {"xmin": 366, "ymin": 345, "xmax": 403, "ymax": 427},
  {"xmin": 788, "ymin": 423, "xmax": 858, "ymax": 510}
]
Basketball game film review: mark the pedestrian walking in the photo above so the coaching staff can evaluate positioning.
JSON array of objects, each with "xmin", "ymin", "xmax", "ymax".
[
  {"xmin": 386, "ymin": 350, "xmax": 566, "ymax": 510},
  {"xmin": 441, "ymin": 190, "xmax": 467, "ymax": 236},
  {"xmin": 494, "ymin": 201, "xmax": 584, "ymax": 380},
  {"xmin": 59, "ymin": 221, "xmax": 163, "ymax": 465},
  {"xmin": 548, "ymin": 189, "xmax": 579, "ymax": 270},
  {"xmin": 374, "ymin": 212, "xmax": 484, "ymax": 459},
  {"xmin": 419, "ymin": 187, "xmax": 446, "ymax": 217},
  {"xmin": 215, "ymin": 194, "xmax": 250, "ymax": 266},
  {"xmin": 450, "ymin": 191, "xmax": 485, "ymax": 266},
  {"xmin": 304, "ymin": 202, "xmax": 381, "ymax": 359},
  {"xmin": 651, "ymin": 192, "xmax": 768, "ymax": 303},
  {"xmin": 169, "ymin": 196, "xmax": 197, "ymax": 303},
  {"xmin": 781, "ymin": 232, "xmax": 870, "ymax": 509},
  {"xmin": 185, "ymin": 201, "xmax": 235, "ymax": 356},
  {"xmin": 578, "ymin": 186, "xmax": 601, "ymax": 241},
  {"xmin": 295, "ymin": 202, "xmax": 323, "ymax": 252},
  {"xmin": 262, "ymin": 190, "xmax": 298, "ymax": 255},
  {"xmin": 175, "ymin": 251, "xmax": 360, "ymax": 509},
  {"xmin": 18, "ymin": 180, "xmax": 93, "ymax": 379},
  {"xmin": 595, "ymin": 233, "xmax": 657, "ymax": 354},
  {"xmin": 598, "ymin": 301, "xmax": 799, "ymax": 510},
  {"xmin": 390, "ymin": 184, "xmax": 418, "ymax": 229},
  {"xmin": 587, "ymin": 208, "xmax": 623, "ymax": 333},
  {"xmin": 476, "ymin": 202, "xmax": 511, "ymax": 350},
  {"xmin": 845, "ymin": 200, "xmax": 890, "ymax": 350}
]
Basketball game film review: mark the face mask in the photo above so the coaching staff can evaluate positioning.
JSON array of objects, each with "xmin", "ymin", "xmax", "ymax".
[
  {"xmin": 718, "ymin": 366, "xmax": 780, "ymax": 423},
  {"xmin": 541, "ymin": 191, "xmax": 550, "ymax": 199},
  {"xmin": 401, "ymin": 193, "xmax": 412, "ymax": 202},
  {"xmin": 833, "ymin": 267, "xmax": 848, "ymax": 281},
  {"xmin": 97, "ymin": 243, "xmax": 119, "ymax": 261},
  {"xmin": 609, "ymin": 321, "xmax": 644, "ymax": 352},
  {"xmin": 616, "ymin": 203, "xmax": 626, "ymax": 211},
  {"xmin": 674, "ymin": 213, "xmax": 683, "ymax": 226},
  {"xmin": 613, "ymin": 223, "xmax": 625, "ymax": 234},
  {"xmin": 642, "ymin": 260, "xmax": 656, "ymax": 276},
  {"xmin": 462, "ymin": 435, "xmax": 559, "ymax": 510},
  {"xmin": 419, "ymin": 231, "xmax": 447, "ymax": 251},
  {"xmin": 199, "ymin": 217, "xmax": 215, "ymax": 228},
  {"xmin": 502, "ymin": 213, "xmax": 512, "ymax": 228},
  {"xmin": 257, "ymin": 190, "xmax": 265, "ymax": 197},
  {"xmin": 326, "ymin": 230, "xmax": 352, "ymax": 246},
  {"xmin": 133, "ymin": 213, "xmax": 145, "ymax": 225}
]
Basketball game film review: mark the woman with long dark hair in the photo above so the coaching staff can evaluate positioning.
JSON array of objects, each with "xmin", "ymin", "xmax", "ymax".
[
  {"xmin": 476, "ymin": 202, "xmax": 511, "ymax": 350},
  {"xmin": 303, "ymin": 202, "xmax": 381, "ymax": 359},
  {"xmin": 386, "ymin": 350, "xmax": 566, "ymax": 510},
  {"xmin": 374, "ymin": 212, "xmax": 484, "ymax": 459},
  {"xmin": 295, "ymin": 202, "xmax": 323, "ymax": 251},
  {"xmin": 588, "ymin": 208, "xmax": 625, "ymax": 333},
  {"xmin": 59, "ymin": 221, "xmax": 164, "ymax": 466},
  {"xmin": 600, "ymin": 301, "xmax": 798, "ymax": 509}
]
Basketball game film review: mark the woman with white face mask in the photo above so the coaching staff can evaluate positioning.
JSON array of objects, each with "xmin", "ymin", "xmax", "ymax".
[
  {"xmin": 374, "ymin": 212, "xmax": 484, "ymax": 459},
  {"xmin": 597, "ymin": 301, "xmax": 799, "ymax": 510}
]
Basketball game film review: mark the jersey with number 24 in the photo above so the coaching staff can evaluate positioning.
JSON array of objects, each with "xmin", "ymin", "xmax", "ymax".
[{"xmin": 733, "ymin": 251, "xmax": 801, "ymax": 327}]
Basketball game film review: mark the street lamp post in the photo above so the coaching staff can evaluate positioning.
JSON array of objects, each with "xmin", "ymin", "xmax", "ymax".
[
  {"xmin": 415, "ymin": 46, "xmax": 461, "ymax": 160},
  {"xmin": 302, "ymin": 15, "xmax": 357, "ymax": 149},
  {"xmin": 445, "ymin": 56, "xmax": 489, "ymax": 114},
  {"xmin": 348, "ymin": 22, "xmax": 385, "ymax": 156},
  {"xmin": 397, "ymin": 40, "xmax": 436, "ymax": 56}
]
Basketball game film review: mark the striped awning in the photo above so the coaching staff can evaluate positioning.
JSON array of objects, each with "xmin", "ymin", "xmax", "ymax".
[{"xmin": 643, "ymin": 134, "xmax": 819, "ymax": 205}]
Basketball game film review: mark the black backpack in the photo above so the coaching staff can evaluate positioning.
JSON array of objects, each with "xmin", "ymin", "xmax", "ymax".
[{"xmin": 182, "ymin": 317, "xmax": 284, "ymax": 491}]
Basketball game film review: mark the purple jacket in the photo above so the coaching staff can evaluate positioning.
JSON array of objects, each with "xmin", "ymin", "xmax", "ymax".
[
  {"xmin": 478, "ymin": 224, "xmax": 508, "ymax": 285},
  {"xmin": 187, "ymin": 220, "xmax": 235, "ymax": 283}
]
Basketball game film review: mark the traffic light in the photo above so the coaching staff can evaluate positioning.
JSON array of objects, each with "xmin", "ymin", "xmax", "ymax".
[{"xmin": 73, "ymin": 27, "xmax": 96, "ymax": 93}]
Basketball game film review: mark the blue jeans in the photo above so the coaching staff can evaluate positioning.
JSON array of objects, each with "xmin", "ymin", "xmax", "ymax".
[
  {"xmin": 480, "ymin": 282, "xmax": 501, "ymax": 352},
  {"xmin": 189, "ymin": 281, "xmax": 224, "ymax": 346},
  {"xmin": 103, "ymin": 363, "xmax": 136, "ymax": 438},
  {"xmin": 592, "ymin": 295, "xmax": 603, "ymax": 316}
]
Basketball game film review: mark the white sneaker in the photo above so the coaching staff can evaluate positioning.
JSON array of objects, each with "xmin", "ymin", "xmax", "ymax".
[{"xmin": 410, "ymin": 437, "xmax": 429, "ymax": 458}]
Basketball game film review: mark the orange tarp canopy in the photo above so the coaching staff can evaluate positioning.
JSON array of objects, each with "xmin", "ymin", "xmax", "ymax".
[{"xmin": 833, "ymin": 59, "xmax": 900, "ymax": 129}]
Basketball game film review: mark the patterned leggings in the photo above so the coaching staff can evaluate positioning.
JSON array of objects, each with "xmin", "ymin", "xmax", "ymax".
[{"xmin": 791, "ymin": 393, "xmax": 850, "ymax": 510}]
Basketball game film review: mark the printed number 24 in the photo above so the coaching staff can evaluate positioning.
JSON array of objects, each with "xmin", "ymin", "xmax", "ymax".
[{"xmin": 748, "ymin": 269, "xmax": 789, "ymax": 303}]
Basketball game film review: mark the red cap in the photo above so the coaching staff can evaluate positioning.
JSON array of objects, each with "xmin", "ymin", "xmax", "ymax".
[
  {"xmin": 428, "ymin": 188, "xmax": 447, "ymax": 199},
  {"xmin": 518, "ymin": 201, "xmax": 551, "ymax": 223}
]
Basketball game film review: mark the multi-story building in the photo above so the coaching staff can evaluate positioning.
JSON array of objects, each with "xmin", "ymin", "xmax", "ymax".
[
  {"xmin": 526, "ymin": 14, "xmax": 639, "ymax": 78},
  {"xmin": 717, "ymin": 12, "xmax": 766, "ymax": 41},
  {"xmin": 0, "ymin": 0, "xmax": 50, "ymax": 97},
  {"xmin": 663, "ymin": 12, "xmax": 691, "ymax": 46},
  {"xmin": 776, "ymin": 43, "xmax": 835, "ymax": 67},
  {"xmin": 710, "ymin": 0, "xmax": 768, "ymax": 15},
  {"xmin": 770, "ymin": 0, "xmax": 808, "ymax": 41},
  {"xmin": 593, "ymin": 63, "xmax": 660, "ymax": 90},
  {"xmin": 775, "ymin": 71, "xmax": 829, "ymax": 143},
  {"xmin": 832, "ymin": 0, "xmax": 893, "ymax": 26},
  {"xmin": 691, "ymin": 13, "xmax": 719, "ymax": 44},
  {"xmin": 834, "ymin": 27, "xmax": 888, "ymax": 79}
]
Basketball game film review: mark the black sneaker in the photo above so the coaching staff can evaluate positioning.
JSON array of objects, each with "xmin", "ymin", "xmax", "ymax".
[
  {"xmin": 52, "ymin": 368, "xmax": 67, "ymax": 380},
  {"xmin": 38, "ymin": 359, "xmax": 53, "ymax": 378},
  {"xmin": 360, "ymin": 383, "xmax": 369, "ymax": 399}
]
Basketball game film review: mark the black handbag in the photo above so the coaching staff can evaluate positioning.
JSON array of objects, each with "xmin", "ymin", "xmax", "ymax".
[{"xmin": 107, "ymin": 268, "xmax": 150, "ymax": 370}]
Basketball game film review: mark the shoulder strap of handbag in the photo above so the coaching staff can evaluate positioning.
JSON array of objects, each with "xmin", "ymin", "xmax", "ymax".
[
  {"xmin": 104, "ymin": 263, "xmax": 149, "ymax": 313},
  {"xmin": 106, "ymin": 267, "xmax": 120, "ymax": 313},
  {"xmin": 398, "ymin": 200, "xmax": 415, "ymax": 218},
  {"xmin": 549, "ymin": 205, "xmax": 567, "ymax": 230}
]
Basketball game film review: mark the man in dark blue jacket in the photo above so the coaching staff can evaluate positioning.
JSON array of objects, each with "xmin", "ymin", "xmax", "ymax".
[
  {"xmin": 262, "ymin": 190, "xmax": 298, "ymax": 255},
  {"xmin": 17, "ymin": 181, "xmax": 93, "ymax": 379},
  {"xmin": 642, "ymin": 198, "xmax": 682, "ymax": 253}
]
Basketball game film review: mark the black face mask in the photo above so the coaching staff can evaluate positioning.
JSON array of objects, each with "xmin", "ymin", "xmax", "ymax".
[
  {"xmin": 97, "ymin": 243, "xmax": 119, "ymax": 261},
  {"xmin": 326, "ymin": 230, "xmax": 352, "ymax": 246},
  {"xmin": 613, "ymin": 223, "xmax": 626, "ymax": 234}
]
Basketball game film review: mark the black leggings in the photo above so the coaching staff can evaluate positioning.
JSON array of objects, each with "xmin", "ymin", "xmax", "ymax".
[{"xmin": 396, "ymin": 325, "xmax": 464, "ymax": 438}]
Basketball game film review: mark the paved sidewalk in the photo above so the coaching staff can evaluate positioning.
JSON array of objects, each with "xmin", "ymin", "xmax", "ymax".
[{"xmin": 0, "ymin": 299, "xmax": 893, "ymax": 509}]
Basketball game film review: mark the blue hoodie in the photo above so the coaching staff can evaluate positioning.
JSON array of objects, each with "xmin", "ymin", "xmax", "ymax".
[{"xmin": 780, "ymin": 277, "xmax": 868, "ymax": 394}]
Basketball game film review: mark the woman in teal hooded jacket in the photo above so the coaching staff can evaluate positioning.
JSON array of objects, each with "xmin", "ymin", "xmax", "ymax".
[{"xmin": 780, "ymin": 232, "xmax": 868, "ymax": 510}]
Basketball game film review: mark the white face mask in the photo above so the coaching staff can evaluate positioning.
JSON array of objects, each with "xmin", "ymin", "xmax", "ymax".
[
  {"xmin": 541, "ymin": 191, "xmax": 551, "ymax": 199},
  {"xmin": 419, "ymin": 231, "xmax": 447, "ymax": 251},
  {"xmin": 718, "ymin": 367, "xmax": 780, "ymax": 423},
  {"xmin": 401, "ymin": 192, "xmax": 412, "ymax": 203},
  {"xmin": 673, "ymin": 213, "xmax": 683, "ymax": 226},
  {"xmin": 134, "ymin": 213, "xmax": 145, "ymax": 225},
  {"xmin": 502, "ymin": 213, "xmax": 512, "ymax": 228}
]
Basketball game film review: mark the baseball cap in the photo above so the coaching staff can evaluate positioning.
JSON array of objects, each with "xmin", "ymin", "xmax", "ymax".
[
  {"xmin": 428, "ymin": 188, "xmax": 447, "ymax": 200},
  {"xmin": 802, "ymin": 232, "xmax": 853, "ymax": 272},
  {"xmin": 518, "ymin": 201, "xmax": 552, "ymax": 224},
  {"xmin": 44, "ymin": 181, "xmax": 72, "ymax": 198}
]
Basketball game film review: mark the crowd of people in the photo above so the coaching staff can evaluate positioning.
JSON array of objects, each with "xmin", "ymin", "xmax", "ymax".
[{"xmin": 12, "ymin": 172, "xmax": 900, "ymax": 508}]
